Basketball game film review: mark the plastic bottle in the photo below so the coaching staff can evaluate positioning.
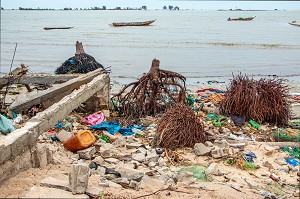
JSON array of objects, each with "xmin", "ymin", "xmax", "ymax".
[{"xmin": 249, "ymin": 120, "xmax": 260, "ymax": 129}]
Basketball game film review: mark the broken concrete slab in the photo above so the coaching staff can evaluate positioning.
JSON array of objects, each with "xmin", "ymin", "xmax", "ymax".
[
  {"xmin": 22, "ymin": 186, "xmax": 89, "ymax": 198},
  {"xmin": 40, "ymin": 176, "xmax": 71, "ymax": 192},
  {"xmin": 117, "ymin": 167, "xmax": 144, "ymax": 182},
  {"xmin": 10, "ymin": 68, "xmax": 106, "ymax": 112}
]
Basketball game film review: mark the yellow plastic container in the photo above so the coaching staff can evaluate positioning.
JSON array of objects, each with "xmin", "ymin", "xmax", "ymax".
[{"xmin": 63, "ymin": 130, "xmax": 96, "ymax": 152}]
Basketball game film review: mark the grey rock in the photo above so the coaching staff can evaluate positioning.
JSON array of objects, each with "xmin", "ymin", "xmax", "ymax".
[
  {"xmin": 206, "ymin": 163, "xmax": 218, "ymax": 175},
  {"xmin": 77, "ymin": 146, "xmax": 96, "ymax": 160},
  {"xmin": 104, "ymin": 158, "xmax": 120, "ymax": 164},
  {"xmin": 194, "ymin": 143, "xmax": 211, "ymax": 156},
  {"xmin": 117, "ymin": 167, "xmax": 144, "ymax": 182},
  {"xmin": 129, "ymin": 180, "xmax": 141, "ymax": 190},
  {"xmin": 213, "ymin": 139, "xmax": 229, "ymax": 149},
  {"xmin": 126, "ymin": 143, "xmax": 143, "ymax": 149},
  {"xmin": 204, "ymin": 141, "xmax": 214, "ymax": 147},
  {"xmin": 94, "ymin": 156, "xmax": 104, "ymax": 165},
  {"xmin": 274, "ymin": 157, "xmax": 287, "ymax": 166},
  {"xmin": 112, "ymin": 178, "xmax": 130, "ymax": 187}
]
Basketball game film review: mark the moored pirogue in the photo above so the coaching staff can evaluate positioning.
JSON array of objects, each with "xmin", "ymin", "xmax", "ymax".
[
  {"xmin": 227, "ymin": 16, "xmax": 256, "ymax": 21},
  {"xmin": 110, "ymin": 19, "xmax": 156, "ymax": 27}
]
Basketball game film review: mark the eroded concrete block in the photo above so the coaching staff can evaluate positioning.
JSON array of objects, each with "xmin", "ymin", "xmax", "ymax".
[{"xmin": 69, "ymin": 163, "xmax": 89, "ymax": 194}]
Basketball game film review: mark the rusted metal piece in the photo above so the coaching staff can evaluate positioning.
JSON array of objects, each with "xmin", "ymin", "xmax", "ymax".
[
  {"xmin": 156, "ymin": 103, "xmax": 207, "ymax": 149},
  {"xmin": 112, "ymin": 58, "xmax": 186, "ymax": 119},
  {"xmin": 220, "ymin": 74, "xmax": 290, "ymax": 125}
]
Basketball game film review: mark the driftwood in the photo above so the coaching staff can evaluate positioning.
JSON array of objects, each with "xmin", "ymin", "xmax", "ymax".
[
  {"xmin": 55, "ymin": 41, "xmax": 106, "ymax": 74},
  {"xmin": 112, "ymin": 59, "xmax": 186, "ymax": 119}
]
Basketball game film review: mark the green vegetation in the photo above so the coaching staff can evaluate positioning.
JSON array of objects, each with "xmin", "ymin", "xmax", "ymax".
[{"xmin": 244, "ymin": 161, "xmax": 257, "ymax": 171}]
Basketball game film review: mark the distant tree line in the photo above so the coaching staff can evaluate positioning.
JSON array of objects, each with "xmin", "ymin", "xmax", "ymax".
[
  {"xmin": 19, "ymin": 7, "xmax": 54, "ymax": 10},
  {"xmin": 163, "ymin": 5, "xmax": 179, "ymax": 10},
  {"xmin": 14, "ymin": 5, "xmax": 149, "ymax": 11}
]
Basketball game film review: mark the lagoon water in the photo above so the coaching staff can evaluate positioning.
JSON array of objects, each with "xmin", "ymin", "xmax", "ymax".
[{"xmin": 1, "ymin": 10, "xmax": 300, "ymax": 84}]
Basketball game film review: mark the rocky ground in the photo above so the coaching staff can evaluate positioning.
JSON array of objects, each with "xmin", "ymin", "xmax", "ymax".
[{"xmin": 0, "ymin": 81, "xmax": 299, "ymax": 199}]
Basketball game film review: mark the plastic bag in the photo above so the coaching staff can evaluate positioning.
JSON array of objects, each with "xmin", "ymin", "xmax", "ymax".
[{"xmin": 0, "ymin": 114, "xmax": 15, "ymax": 135}]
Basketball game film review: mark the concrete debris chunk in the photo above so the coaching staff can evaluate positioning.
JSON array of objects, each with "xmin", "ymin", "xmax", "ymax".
[
  {"xmin": 23, "ymin": 186, "xmax": 89, "ymax": 198},
  {"xmin": 77, "ymin": 146, "xmax": 96, "ymax": 160},
  {"xmin": 117, "ymin": 167, "xmax": 144, "ymax": 182},
  {"xmin": 69, "ymin": 163, "xmax": 89, "ymax": 194},
  {"xmin": 194, "ymin": 143, "xmax": 211, "ymax": 156}
]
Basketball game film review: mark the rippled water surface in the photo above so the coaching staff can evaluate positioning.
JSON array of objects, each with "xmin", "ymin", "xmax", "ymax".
[{"xmin": 1, "ymin": 10, "xmax": 300, "ymax": 83}]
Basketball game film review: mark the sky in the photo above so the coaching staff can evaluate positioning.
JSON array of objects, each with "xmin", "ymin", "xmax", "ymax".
[{"xmin": 1, "ymin": 0, "xmax": 300, "ymax": 10}]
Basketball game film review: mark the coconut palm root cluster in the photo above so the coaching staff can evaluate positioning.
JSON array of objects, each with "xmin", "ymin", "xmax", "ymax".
[
  {"xmin": 112, "ymin": 59, "xmax": 186, "ymax": 119},
  {"xmin": 220, "ymin": 74, "xmax": 290, "ymax": 125},
  {"xmin": 155, "ymin": 103, "xmax": 207, "ymax": 149}
]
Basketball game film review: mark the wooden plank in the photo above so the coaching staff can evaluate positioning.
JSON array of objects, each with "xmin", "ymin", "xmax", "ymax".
[{"xmin": 9, "ymin": 69, "xmax": 104, "ymax": 113}]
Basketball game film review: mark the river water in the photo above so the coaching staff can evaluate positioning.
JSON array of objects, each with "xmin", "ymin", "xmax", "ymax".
[{"xmin": 1, "ymin": 10, "xmax": 300, "ymax": 84}]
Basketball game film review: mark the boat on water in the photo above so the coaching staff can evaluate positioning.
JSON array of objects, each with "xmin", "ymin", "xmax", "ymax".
[
  {"xmin": 110, "ymin": 20, "xmax": 156, "ymax": 27},
  {"xmin": 227, "ymin": 16, "xmax": 256, "ymax": 21},
  {"xmin": 43, "ymin": 27, "xmax": 74, "ymax": 30},
  {"xmin": 289, "ymin": 21, "xmax": 300, "ymax": 26}
]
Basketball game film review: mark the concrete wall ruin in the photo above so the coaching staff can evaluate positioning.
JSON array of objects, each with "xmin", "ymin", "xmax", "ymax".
[{"xmin": 0, "ymin": 73, "xmax": 110, "ymax": 184}]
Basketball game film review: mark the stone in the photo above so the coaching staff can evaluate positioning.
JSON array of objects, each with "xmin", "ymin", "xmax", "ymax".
[
  {"xmin": 99, "ymin": 143, "xmax": 114, "ymax": 158},
  {"xmin": 213, "ymin": 139, "xmax": 229, "ymax": 149},
  {"xmin": 102, "ymin": 130, "xmax": 116, "ymax": 141},
  {"xmin": 206, "ymin": 163, "xmax": 218, "ymax": 175},
  {"xmin": 57, "ymin": 129, "xmax": 72, "ymax": 143},
  {"xmin": 31, "ymin": 143, "xmax": 53, "ymax": 168},
  {"xmin": 112, "ymin": 178, "xmax": 130, "ymax": 187},
  {"xmin": 126, "ymin": 143, "xmax": 143, "ymax": 149},
  {"xmin": 158, "ymin": 173, "xmax": 170, "ymax": 183},
  {"xmin": 108, "ymin": 181, "xmax": 123, "ymax": 188},
  {"xmin": 136, "ymin": 147, "xmax": 147, "ymax": 154},
  {"xmin": 23, "ymin": 186, "xmax": 89, "ymax": 198},
  {"xmin": 211, "ymin": 148, "xmax": 227, "ymax": 158},
  {"xmin": 262, "ymin": 161, "xmax": 274, "ymax": 170},
  {"xmin": 104, "ymin": 158, "xmax": 120, "ymax": 164},
  {"xmin": 274, "ymin": 158, "xmax": 287, "ymax": 166},
  {"xmin": 204, "ymin": 141, "xmax": 214, "ymax": 147},
  {"xmin": 281, "ymin": 165, "xmax": 290, "ymax": 173},
  {"xmin": 40, "ymin": 177, "xmax": 70, "ymax": 192},
  {"xmin": 94, "ymin": 156, "xmax": 105, "ymax": 165},
  {"xmin": 145, "ymin": 153, "xmax": 159, "ymax": 163},
  {"xmin": 117, "ymin": 167, "xmax": 144, "ymax": 182},
  {"xmin": 77, "ymin": 146, "xmax": 96, "ymax": 160},
  {"xmin": 85, "ymin": 186, "xmax": 104, "ymax": 196},
  {"xmin": 129, "ymin": 180, "xmax": 141, "ymax": 190},
  {"xmin": 148, "ymin": 161, "xmax": 157, "ymax": 168},
  {"xmin": 194, "ymin": 143, "xmax": 211, "ymax": 156},
  {"xmin": 69, "ymin": 163, "xmax": 89, "ymax": 194},
  {"xmin": 158, "ymin": 157, "xmax": 167, "ymax": 167},
  {"xmin": 132, "ymin": 153, "xmax": 146, "ymax": 163}
]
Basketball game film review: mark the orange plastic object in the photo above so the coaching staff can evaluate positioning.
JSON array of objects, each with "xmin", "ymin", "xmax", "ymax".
[{"xmin": 63, "ymin": 130, "xmax": 96, "ymax": 152}]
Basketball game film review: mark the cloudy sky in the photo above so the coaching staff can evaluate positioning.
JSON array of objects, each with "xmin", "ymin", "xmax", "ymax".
[{"xmin": 1, "ymin": 0, "xmax": 300, "ymax": 10}]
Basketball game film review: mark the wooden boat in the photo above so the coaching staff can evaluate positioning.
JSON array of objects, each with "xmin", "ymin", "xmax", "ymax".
[
  {"xmin": 43, "ymin": 26, "xmax": 74, "ymax": 30},
  {"xmin": 227, "ymin": 16, "xmax": 256, "ymax": 21},
  {"xmin": 289, "ymin": 21, "xmax": 300, "ymax": 27},
  {"xmin": 110, "ymin": 20, "xmax": 156, "ymax": 27}
]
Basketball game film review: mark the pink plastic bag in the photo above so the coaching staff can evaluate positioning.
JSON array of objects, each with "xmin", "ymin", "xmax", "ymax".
[{"xmin": 81, "ymin": 112, "xmax": 104, "ymax": 125}]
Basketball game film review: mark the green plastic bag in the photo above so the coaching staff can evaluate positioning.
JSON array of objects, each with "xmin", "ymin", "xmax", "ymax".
[{"xmin": 0, "ymin": 114, "xmax": 15, "ymax": 135}]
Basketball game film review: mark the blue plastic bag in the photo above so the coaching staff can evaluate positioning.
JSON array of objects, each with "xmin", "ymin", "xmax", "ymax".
[
  {"xmin": 286, "ymin": 158, "xmax": 300, "ymax": 167},
  {"xmin": 90, "ymin": 121, "xmax": 121, "ymax": 135},
  {"xmin": 0, "ymin": 114, "xmax": 15, "ymax": 135}
]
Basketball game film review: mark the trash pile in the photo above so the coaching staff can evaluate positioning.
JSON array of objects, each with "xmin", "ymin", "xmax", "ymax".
[{"xmin": 1, "ymin": 71, "xmax": 299, "ymax": 199}]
